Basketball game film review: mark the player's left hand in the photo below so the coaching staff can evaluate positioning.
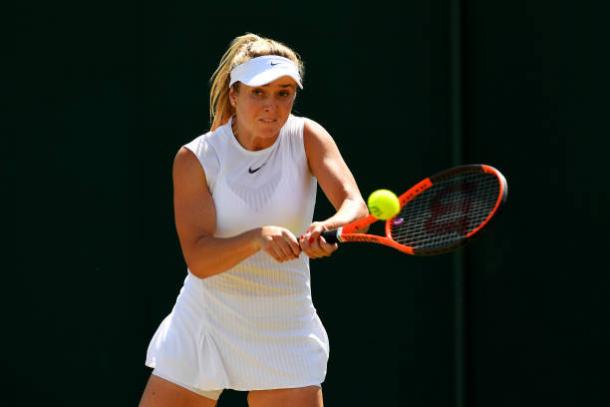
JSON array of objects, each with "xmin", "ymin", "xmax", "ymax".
[{"xmin": 299, "ymin": 222, "xmax": 338, "ymax": 259}]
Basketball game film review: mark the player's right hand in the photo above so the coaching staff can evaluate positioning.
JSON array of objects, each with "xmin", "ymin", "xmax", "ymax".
[
  {"xmin": 256, "ymin": 226, "xmax": 301, "ymax": 263},
  {"xmin": 299, "ymin": 222, "xmax": 338, "ymax": 259}
]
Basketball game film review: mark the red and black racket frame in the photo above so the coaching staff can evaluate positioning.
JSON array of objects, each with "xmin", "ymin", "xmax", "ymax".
[{"xmin": 321, "ymin": 164, "xmax": 508, "ymax": 256}]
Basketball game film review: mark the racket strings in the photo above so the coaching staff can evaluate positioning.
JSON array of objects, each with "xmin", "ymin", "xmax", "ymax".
[{"xmin": 390, "ymin": 172, "xmax": 500, "ymax": 250}]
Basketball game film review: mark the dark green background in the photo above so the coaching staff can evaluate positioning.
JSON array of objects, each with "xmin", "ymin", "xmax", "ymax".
[{"xmin": 6, "ymin": 1, "xmax": 608, "ymax": 406}]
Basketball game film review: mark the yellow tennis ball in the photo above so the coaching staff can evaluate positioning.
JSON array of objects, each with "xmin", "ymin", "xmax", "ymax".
[{"xmin": 367, "ymin": 189, "xmax": 400, "ymax": 220}]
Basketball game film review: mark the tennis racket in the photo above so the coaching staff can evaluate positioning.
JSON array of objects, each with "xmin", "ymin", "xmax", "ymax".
[{"xmin": 323, "ymin": 164, "xmax": 508, "ymax": 256}]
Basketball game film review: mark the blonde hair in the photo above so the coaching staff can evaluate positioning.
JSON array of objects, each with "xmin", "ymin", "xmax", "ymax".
[{"xmin": 209, "ymin": 33, "xmax": 304, "ymax": 131}]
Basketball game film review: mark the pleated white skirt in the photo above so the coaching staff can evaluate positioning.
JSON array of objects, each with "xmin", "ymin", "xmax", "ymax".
[{"xmin": 145, "ymin": 270, "xmax": 329, "ymax": 391}]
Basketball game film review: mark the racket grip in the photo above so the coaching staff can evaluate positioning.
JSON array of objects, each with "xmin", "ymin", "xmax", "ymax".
[{"xmin": 321, "ymin": 230, "xmax": 340, "ymax": 244}]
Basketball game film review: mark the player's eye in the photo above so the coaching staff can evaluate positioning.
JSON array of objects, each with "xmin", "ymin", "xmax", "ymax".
[{"xmin": 252, "ymin": 88, "xmax": 265, "ymax": 96}]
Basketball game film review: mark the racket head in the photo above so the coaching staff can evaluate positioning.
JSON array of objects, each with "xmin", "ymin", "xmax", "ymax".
[{"xmin": 386, "ymin": 164, "xmax": 508, "ymax": 255}]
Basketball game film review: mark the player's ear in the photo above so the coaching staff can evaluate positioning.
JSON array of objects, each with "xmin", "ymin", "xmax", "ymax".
[{"xmin": 229, "ymin": 85, "xmax": 238, "ymax": 108}]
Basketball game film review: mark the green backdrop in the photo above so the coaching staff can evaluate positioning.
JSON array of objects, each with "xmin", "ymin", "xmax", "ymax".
[{"xmin": 6, "ymin": 1, "xmax": 608, "ymax": 406}]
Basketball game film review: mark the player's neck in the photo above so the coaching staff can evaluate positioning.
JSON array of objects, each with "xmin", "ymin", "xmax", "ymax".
[{"xmin": 231, "ymin": 121, "xmax": 277, "ymax": 151}]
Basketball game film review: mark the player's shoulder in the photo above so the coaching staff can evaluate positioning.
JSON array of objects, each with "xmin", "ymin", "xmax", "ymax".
[
  {"xmin": 302, "ymin": 117, "xmax": 333, "ymax": 143},
  {"xmin": 182, "ymin": 124, "xmax": 229, "ymax": 160},
  {"xmin": 302, "ymin": 117, "xmax": 340, "ymax": 165},
  {"xmin": 187, "ymin": 124, "xmax": 225, "ymax": 149},
  {"xmin": 174, "ymin": 144, "xmax": 200, "ymax": 172},
  {"xmin": 175, "ymin": 125, "xmax": 225, "ymax": 174}
]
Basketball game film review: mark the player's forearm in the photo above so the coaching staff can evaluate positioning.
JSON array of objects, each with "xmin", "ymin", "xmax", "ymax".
[
  {"xmin": 183, "ymin": 229, "xmax": 261, "ymax": 279},
  {"xmin": 322, "ymin": 196, "xmax": 368, "ymax": 231}
]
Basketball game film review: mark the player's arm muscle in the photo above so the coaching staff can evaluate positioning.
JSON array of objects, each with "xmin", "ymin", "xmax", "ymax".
[
  {"xmin": 303, "ymin": 119, "xmax": 368, "ymax": 230},
  {"xmin": 172, "ymin": 147, "xmax": 261, "ymax": 278}
]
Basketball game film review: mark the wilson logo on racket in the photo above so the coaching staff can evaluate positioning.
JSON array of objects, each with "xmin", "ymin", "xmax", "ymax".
[
  {"xmin": 424, "ymin": 182, "xmax": 475, "ymax": 236},
  {"xmin": 321, "ymin": 164, "xmax": 508, "ymax": 256}
]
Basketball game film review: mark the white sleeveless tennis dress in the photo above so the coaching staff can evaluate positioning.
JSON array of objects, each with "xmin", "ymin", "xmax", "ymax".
[{"xmin": 145, "ymin": 115, "xmax": 329, "ymax": 393}]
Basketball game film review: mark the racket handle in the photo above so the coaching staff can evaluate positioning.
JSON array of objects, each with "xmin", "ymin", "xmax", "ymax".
[{"xmin": 321, "ymin": 230, "xmax": 340, "ymax": 244}]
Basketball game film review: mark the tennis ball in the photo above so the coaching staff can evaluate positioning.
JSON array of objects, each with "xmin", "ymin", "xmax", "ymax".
[{"xmin": 367, "ymin": 189, "xmax": 400, "ymax": 220}]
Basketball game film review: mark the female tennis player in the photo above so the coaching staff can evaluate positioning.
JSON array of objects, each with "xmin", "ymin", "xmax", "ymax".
[{"xmin": 139, "ymin": 33, "xmax": 368, "ymax": 407}]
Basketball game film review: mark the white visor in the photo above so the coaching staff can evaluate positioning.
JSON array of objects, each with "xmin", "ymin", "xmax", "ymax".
[{"xmin": 229, "ymin": 55, "xmax": 303, "ymax": 89}]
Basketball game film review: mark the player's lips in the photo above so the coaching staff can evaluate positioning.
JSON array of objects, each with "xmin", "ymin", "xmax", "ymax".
[{"xmin": 259, "ymin": 118, "xmax": 277, "ymax": 123}]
